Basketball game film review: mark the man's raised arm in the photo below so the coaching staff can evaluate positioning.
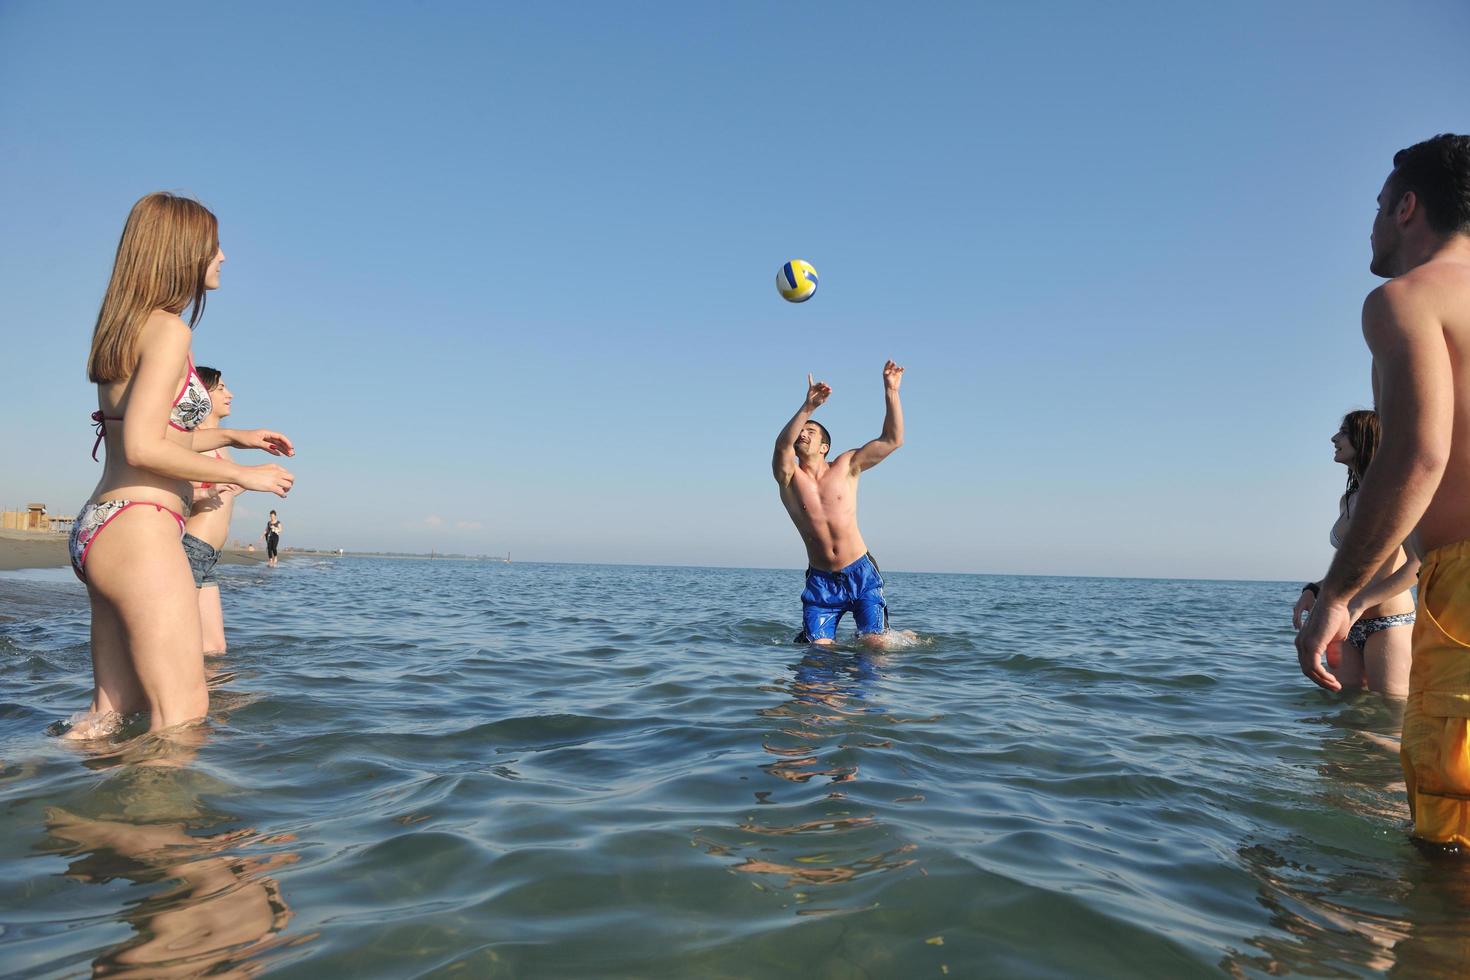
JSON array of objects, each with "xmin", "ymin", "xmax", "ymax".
[
  {"xmin": 773, "ymin": 373, "xmax": 831, "ymax": 486},
  {"xmin": 1296, "ymin": 282, "xmax": 1452, "ymax": 690},
  {"xmin": 852, "ymin": 360, "xmax": 905, "ymax": 473}
]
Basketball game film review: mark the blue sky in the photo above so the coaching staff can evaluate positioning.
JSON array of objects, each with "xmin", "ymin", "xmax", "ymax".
[{"xmin": 2, "ymin": 1, "xmax": 1467, "ymax": 579}]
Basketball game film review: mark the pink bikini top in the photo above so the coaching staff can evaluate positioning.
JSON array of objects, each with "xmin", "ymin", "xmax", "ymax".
[{"xmin": 90, "ymin": 357, "xmax": 213, "ymax": 461}]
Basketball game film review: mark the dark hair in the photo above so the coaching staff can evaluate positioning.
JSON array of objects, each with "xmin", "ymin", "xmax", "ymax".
[
  {"xmin": 195, "ymin": 365, "xmax": 221, "ymax": 389},
  {"xmin": 1389, "ymin": 134, "xmax": 1470, "ymax": 235},
  {"xmin": 810, "ymin": 421, "xmax": 831, "ymax": 453},
  {"xmin": 1340, "ymin": 410, "xmax": 1380, "ymax": 497}
]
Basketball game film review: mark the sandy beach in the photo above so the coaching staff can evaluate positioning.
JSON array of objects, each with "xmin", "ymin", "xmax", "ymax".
[{"xmin": 0, "ymin": 530, "xmax": 268, "ymax": 573}]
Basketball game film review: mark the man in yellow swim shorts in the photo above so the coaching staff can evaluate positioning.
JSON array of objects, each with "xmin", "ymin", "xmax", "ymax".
[{"xmin": 1297, "ymin": 134, "xmax": 1470, "ymax": 848}]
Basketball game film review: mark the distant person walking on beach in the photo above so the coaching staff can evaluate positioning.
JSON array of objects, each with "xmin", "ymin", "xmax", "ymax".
[
  {"xmin": 1293, "ymin": 410, "xmax": 1414, "ymax": 696},
  {"xmin": 183, "ymin": 366, "xmax": 245, "ymax": 654},
  {"xmin": 1295, "ymin": 134, "xmax": 1470, "ymax": 847},
  {"xmin": 263, "ymin": 512, "xmax": 282, "ymax": 567},
  {"xmin": 773, "ymin": 360, "xmax": 905, "ymax": 648},
  {"xmin": 70, "ymin": 192, "xmax": 294, "ymax": 736}
]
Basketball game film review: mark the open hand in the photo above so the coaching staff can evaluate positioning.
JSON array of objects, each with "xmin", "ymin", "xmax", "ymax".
[
  {"xmin": 239, "ymin": 429, "xmax": 295, "ymax": 457},
  {"xmin": 806, "ymin": 373, "xmax": 832, "ymax": 410},
  {"xmin": 1295, "ymin": 598, "xmax": 1347, "ymax": 692},
  {"xmin": 240, "ymin": 463, "xmax": 294, "ymax": 498},
  {"xmin": 883, "ymin": 360, "xmax": 905, "ymax": 391}
]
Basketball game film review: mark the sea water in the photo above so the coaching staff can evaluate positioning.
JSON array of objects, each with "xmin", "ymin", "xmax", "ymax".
[{"xmin": 0, "ymin": 559, "xmax": 1461, "ymax": 977}]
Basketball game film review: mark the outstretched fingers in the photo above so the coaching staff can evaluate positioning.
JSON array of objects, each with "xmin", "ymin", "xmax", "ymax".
[{"xmin": 261, "ymin": 430, "xmax": 295, "ymax": 456}]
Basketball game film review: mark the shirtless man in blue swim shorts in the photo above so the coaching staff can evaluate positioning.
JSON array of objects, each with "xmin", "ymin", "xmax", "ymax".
[{"xmin": 773, "ymin": 360, "xmax": 904, "ymax": 647}]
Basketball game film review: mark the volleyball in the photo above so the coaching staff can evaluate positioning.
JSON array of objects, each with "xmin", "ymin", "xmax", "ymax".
[{"xmin": 776, "ymin": 259, "xmax": 819, "ymax": 303}]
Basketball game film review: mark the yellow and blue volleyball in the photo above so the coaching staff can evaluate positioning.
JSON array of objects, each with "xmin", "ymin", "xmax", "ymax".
[{"xmin": 776, "ymin": 259, "xmax": 819, "ymax": 303}]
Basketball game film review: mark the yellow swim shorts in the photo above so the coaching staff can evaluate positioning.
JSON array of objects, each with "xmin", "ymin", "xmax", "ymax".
[{"xmin": 1402, "ymin": 539, "xmax": 1470, "ymax": 847}]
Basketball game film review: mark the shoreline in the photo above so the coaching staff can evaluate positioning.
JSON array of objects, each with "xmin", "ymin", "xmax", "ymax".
[{"xmin": 0, "ymin": 530, "xmax": 269, "ymax": 573}]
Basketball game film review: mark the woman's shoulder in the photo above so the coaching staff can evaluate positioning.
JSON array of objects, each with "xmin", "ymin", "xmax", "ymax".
[{"xmin": 137, "ymin": 310, "xmax": 191, "ymax": 351}]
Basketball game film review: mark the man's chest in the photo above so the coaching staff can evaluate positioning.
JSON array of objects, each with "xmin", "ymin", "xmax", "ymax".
[{"xmin": 790, "ymin": 470, "xmax": 858, "ymax": 513}]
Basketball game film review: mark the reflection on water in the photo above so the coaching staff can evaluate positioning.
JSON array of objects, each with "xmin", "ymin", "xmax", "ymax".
[
  {"xmin": 21, "ymin": 562, "xmax": 1470, "ymax": 973},
  {"xmin": 755, "ymin": 651, "xmax": 879, "ymax": 786},
  {"xmin": 1229, "ymin": 841, "xmax": 1470, "ymax": 976},
  {"xmin": 1222, "ymin": 694, "xmax": 1470, "ymax": 976},
  {"xmin": 1391, "ymin": 858, "xmax": 1470, "ymax": 975},
  {"xmin": 35, "ymin": 730, "xmax": 307, "ymax": 976},
  {"xmin": 709, "ymin": 646, "xmax": 920, "ymax": 906}
]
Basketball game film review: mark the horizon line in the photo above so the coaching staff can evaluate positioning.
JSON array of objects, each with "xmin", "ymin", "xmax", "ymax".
[{"xmin": 281, "ymin": 548, "xmax": 1302, "ymax": 587}]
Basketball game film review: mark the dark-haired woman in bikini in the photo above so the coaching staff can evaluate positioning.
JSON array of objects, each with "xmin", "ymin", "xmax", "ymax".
[
  {"xmin": 1293, "ymin": 410, "xmax": 1414, "ymax": 696},
  {"xmin": 182, "ymin": 366, "xmax": 245, "ymax": 655}
]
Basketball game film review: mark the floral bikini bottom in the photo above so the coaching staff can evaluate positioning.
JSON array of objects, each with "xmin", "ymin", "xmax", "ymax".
[
  {"xmin": 1346, "ymin": 612, "xmax": 1416, "ymax": 650},
  {"xmin": 68, "ymin": 499, "xmax": 187, "ymax": 582}
]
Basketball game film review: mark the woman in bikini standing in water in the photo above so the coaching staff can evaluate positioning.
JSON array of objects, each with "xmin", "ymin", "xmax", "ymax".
[
  {"xmin": 182, "ymin": 366, "xmax": 243, "ymax": 655},
  {"xmin": 70, "ymin": 192, "xmax": 295, "ymax": 735},
  {"xmin": 1293, "ymin": 410, "xmax": 1415, "ymax": 697}
]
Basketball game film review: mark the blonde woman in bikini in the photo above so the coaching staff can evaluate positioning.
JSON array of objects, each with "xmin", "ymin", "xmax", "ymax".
[
  {"xmin": 1293, "ymin": 410, "xmax": 1415, "ymax": 696},
  {"xmin": 182, "ymin": 366, "xmax": 244, "ymax": 655},
  {"xmin": 71, "ymin": 192, "xmax": 295, "ymax": 735}
]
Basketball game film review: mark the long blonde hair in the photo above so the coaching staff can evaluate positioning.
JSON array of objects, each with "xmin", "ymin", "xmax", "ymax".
[{"xmin": 86, "ymin": 192, "xmax": 218, "ymax": 382}]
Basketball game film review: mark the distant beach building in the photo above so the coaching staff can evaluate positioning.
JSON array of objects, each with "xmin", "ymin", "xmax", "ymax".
[{"xmin": 0, "ymin": 503, "xmax": 73, "ymax": 535}]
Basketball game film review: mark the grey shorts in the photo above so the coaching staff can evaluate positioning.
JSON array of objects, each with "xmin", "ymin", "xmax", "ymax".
[{"xmin": 182, "ymin": 533, "xmax": 220, "ymax": 589}]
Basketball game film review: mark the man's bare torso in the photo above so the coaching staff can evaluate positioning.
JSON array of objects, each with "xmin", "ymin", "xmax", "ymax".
[
  {"xmin": 1396, "ymin": 256, "xmax": 1470, "ymax": 551},
  {"xmin": 779, "ymin": 451, "xmax": 869, "ymax": 571}
]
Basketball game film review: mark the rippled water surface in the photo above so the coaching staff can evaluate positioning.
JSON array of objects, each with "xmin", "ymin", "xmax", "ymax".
[{"xmin": 2, "ymin": 558, "xmax": 1467, "ymax": 976}]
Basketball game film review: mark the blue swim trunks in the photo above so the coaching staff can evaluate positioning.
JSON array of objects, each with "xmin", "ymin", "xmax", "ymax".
[{"xmin": 799, "ymin": 553, "xmax": 889, "ymax": 642}]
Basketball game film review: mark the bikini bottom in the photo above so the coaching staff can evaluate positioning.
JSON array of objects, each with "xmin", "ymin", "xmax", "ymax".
[
  {"xmin": 69, "ymin": 499, "xmax": 187, "ymax": 582},
  {"xmin": 1347, "ymin": 612, "xmax": 1416, "ymax": 650}
]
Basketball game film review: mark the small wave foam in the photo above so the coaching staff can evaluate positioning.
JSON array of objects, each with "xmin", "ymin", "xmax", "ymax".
[
  {"xmin": 867, "ymin": 628, "xmax": 928, "ymax": 651},
  {"xmin": 46, "ymin": 709, "xmax": 126, "ymax": 740}
]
